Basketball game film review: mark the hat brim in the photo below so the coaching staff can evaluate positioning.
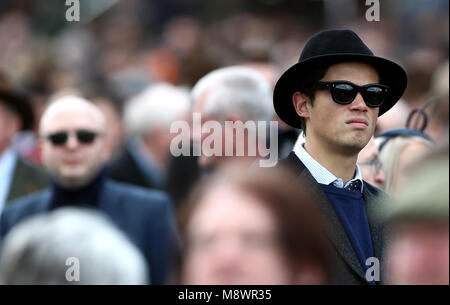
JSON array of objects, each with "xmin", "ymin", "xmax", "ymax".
[
  {"xmin": 273, "ymin": 54, "xmax": 408, "ymax": 129},
  {"xmin": 0, "ymin": 91, "xmax": 34, "ymax": 130}
]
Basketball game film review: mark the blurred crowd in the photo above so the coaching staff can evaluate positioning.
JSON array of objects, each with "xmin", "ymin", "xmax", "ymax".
[{"xmin": 0, "ymin": 0, "xmax": 448, "ymax": 285}]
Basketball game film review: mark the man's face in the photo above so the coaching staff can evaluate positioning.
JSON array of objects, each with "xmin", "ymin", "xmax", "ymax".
[
  {"xmin": 386, "ymin": 221, "xmax": 449, "ymax": 285},
  {"xmin": 192, "ymin": 92, "xmax": 229, "ymax": 170},
  {"xmin": 0, "ymin": 102, "xmax": 20, "ymax": 155},
  {"xmin": 304, "ymin": 62, "xmax": 380, "ymax": 154},
  {"xmin": 182, "ymin": 186, "xmax": 292, "ymax": 284},
  {"xmin": 192, "ymin": 93, "xmax": 257, "ymax": 171},
  {"xmin": 39, "ymin": 104, "xmax": 107, "ymax": 189}
]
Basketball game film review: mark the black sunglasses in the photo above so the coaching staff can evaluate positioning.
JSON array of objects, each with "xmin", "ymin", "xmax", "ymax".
[
  {"xmin": 45, "ymin": 130, "xmax": 100, "ymax": 146},
  {"xmin": 314, "ymin": 80, "xmax": 389, "ymax": 107}
]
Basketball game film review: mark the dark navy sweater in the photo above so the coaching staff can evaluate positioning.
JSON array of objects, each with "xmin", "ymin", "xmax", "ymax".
[{"xmin": 319, "ymin": 183, "xmax": 376, "ymax": 284}]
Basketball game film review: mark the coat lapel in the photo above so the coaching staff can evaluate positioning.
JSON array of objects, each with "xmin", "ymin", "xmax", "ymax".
[
  {"xmin": 363, "ymin": 184, "xmax": 386, "ymax": 262},
  {"xmin": 7, "ymin": 157, "xmax": 49, "ymax": 204}
]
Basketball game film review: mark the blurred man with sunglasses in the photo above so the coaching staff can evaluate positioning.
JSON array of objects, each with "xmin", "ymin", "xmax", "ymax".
[
  {"xmin": 1, "ymin": 95, "xmax": 178, "ymax": 285},
  {"xmin": 275, "ymin": 30, "xmax": 407, "ymax": 284}
]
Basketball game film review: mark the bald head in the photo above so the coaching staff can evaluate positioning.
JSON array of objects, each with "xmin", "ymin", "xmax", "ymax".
[
  {"xmin": 39, "ymin": 95, "xmax": 109, "ymax": 189},
  {"xmin": 40, "ymin": 96, "xmax": 106, "ymax": 136}
]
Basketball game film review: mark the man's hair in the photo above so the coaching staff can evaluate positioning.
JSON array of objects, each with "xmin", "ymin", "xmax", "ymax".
[
  {"xmin": 191, "ymin": 66, "xmax": 274, "ymax": 123},
  {"xmin": 0, "ymin": 208, "xmax": 148, "ymax": 284},
  {"xmin": 123, "ymin": 83, "xmax": 191, "ymax": 137}
]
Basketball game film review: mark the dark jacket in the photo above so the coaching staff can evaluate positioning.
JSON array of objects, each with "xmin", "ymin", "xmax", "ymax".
[
  {"xmin": 108, "ymin": 144, "xmax": 164, "ymax": 190},
  {"xmin": 278, "ymin": 152, "xmax": 389, "ymax": 285},
  {"xmin": 0, "ymin": 179, "xmax": 178, "ymax": 285},
  {"xmin": 6, "ymin": 157, "xmax": 49, "ymax": 203}
]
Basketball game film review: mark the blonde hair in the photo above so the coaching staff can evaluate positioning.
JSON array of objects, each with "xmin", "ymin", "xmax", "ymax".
[{"xmin": 378, "ymin": 136, "xmax": 433, "ymax": 194}]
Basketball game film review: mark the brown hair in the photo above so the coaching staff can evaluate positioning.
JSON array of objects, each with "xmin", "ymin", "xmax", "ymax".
[{"xmin": 172, "ymin": 164, "xmax": 332, "ymax": 284}]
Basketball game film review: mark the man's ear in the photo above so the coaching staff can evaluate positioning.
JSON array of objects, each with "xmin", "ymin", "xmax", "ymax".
[{"xmin": 292, "ymin": 92, "xmax": 310, "ymax": 119}]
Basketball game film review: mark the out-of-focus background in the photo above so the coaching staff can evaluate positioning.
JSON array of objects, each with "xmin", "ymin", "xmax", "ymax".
[
  {"xmin": 0, "ymin": 0, "xmax": 448, "ymax": 286},
  {"xmin": 1, "ymin": 0, "xmax": 448, "ymax": 133}
]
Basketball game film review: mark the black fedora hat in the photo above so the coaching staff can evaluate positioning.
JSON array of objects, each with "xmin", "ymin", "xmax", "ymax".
[
  {"xmin": 0, "ymin": 73, "xmax": 34, "ymax": 131},
  {"xmin": 273, "ymin": 29, "xmax": 408, "ymax": 129}
]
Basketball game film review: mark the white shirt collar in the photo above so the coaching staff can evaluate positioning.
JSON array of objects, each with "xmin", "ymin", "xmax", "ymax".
[{"xmin": 293, "ymin": 143, "xmax": 364, "ymax": 192}]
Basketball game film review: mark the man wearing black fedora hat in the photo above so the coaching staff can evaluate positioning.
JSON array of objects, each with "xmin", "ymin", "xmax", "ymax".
[
  {"xmin": 275, "ymin": 29, "xmax": 407, "ymax": 284},
  {"xmin": 0, "ymin": 73, "xmax": 49, "ymax": 214}
]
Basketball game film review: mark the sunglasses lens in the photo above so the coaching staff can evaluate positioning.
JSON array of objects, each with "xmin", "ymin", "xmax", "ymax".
[
  {"xmin": 363, "ymin": 86, "xmax": 385, "ymax": 107},
  {"xmin": 48, "ymin": 133, "xmax": 68, "ymax": 145},
  {"xmin": 332, "ymin": 83, "xmax": 356, "ymax": 104},
  {"xmin": 77, "ymin": 131, "xmax": 97, "ymax": 143}
]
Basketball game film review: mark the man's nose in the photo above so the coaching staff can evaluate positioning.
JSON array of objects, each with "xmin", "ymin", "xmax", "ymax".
[
  {"xmin": 350, "ymin": 93, "xmax": 368, "ymax": 111},
  {"xmin": 212, "ymin": 237, "xmax": 243, "ymax": 264},
  {"xmin": 65, "ymin": 134, "xmax": 80, "ymax": 149}
]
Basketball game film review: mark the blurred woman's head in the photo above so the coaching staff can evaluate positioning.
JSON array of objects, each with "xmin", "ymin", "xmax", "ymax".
[
  {"xmin": 377, "ymin": 135, "xmax": 433, "ymax": 194},
  {"xmin": 174, "ymin": 164, "xmax": 331, "ymax": 285}
]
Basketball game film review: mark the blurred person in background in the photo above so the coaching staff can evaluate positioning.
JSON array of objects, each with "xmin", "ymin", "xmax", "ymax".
[
  {"xmin": 424, "ymin": 60, "xmax": 449, "ymax": 142},
  {"xmin": 376, "ymin": 133, "xmax": 433, "ymax": 195},
  {"xmin": 357, "ymin": 137, "xmax": 385, "ymax": 188},
  {"xmin": 382, "ymin": 144, "xmax": 449, "ymax": 285},
  {"xmin": 109, "ymin": 83, "xmax": 191, "ymax": 190},
  {"xmin": 173, "ymin": 165, "xmax": 332, "ymax": 285},
  {"xmin": 0, "ymin": 207, "xmax": 148, "ymax": 285},
  {"xmin": 190, "ymin": 65, "xmax": 274, "ymax": 171},
  {"xmin": 165, "ymin": 65, "xmax": 275, "ymax": 208},
  {"xmin": 0, "ymin": 95, "xmax": 177, "ymax": 285},
  {"xmin": 91, "ymin": 95, "xmax": 125, "ymax": 162},
  {"xmin": 274, "ymin": 29, "xmax": 407, "ymax": 284},
  {"xmin": 375, "ymin": 107, "xmax": 434, "ymax": 195},
  {"xmin": 0, "ymin": 72, "xmax": 49, "ymax": 213},
  {"xmin": 241, "ymin": 62, "xmax": 300, "ymax": 159}
]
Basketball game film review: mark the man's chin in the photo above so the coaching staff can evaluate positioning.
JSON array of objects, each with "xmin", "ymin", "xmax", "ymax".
[{"xmin": 56, "ymin": 171, "xmax": 93, "ymax": 189}]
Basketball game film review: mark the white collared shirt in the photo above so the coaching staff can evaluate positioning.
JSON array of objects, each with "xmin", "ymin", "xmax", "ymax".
[
  {"xmin": 293, "ymin": 142, "xmax": 364, "ymax": 193},
  {"xmin": 0, "ymin": 149, "xmax": 18, "ymax": 214}
]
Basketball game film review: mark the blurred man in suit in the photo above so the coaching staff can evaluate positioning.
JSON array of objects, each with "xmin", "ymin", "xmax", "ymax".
[
  {"xmin": 190, "ymin": 66, "xmax": 275, "ymax": 170},
  {"xmin": 1, "ymin": 95, "xmax": 178, "ymax": 284},
  {"xmin": 109, "ymin": 83, "xmax": 190, "ymax": 190},
  {"xmin": 0, "ymin": 72, "xmax": 49, "ymax": 214}
]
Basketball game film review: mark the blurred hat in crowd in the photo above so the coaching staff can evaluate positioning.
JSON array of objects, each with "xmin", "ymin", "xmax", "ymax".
[
  {"xmin": 0, "ymin": 72, "xmax": 33, "ymax": 130},
  {"xmin": 274, "ymin": 29, "xmax": 408, "ymax": 129}
]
